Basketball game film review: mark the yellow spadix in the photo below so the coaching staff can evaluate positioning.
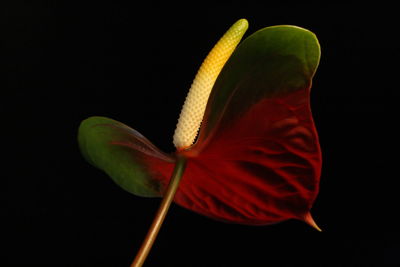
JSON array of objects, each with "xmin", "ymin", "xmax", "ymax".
[{"xmin": 173, "ymin": 19, "xmax": 249, "ymax": 150}]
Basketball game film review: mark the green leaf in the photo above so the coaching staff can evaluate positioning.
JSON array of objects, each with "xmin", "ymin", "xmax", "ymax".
[
  {"xmin": 78, "ymin": 116, "xmax": 175, "ymax": 197},
  {"xmin": 193, "ymin": 25, "xmax": 321, "ymax": 152}
]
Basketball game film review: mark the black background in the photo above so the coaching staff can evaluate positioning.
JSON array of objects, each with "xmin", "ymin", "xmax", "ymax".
[{"xmin": 4, "ymin": 1, "xmax": 397, "ymax": 266}]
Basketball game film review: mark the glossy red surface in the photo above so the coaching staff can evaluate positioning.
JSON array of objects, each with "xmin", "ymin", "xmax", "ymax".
[{"xmin": 150, "ymin": 87, "xmax": 321, "ymax": 225}]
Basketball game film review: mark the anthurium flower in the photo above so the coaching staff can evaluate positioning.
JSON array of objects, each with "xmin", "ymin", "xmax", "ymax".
[{"xmin": 78, "ymin": 19, "xmax": 321, "ymax": 266}]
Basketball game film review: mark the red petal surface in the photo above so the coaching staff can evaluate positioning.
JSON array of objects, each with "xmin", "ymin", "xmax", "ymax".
[{"xmin": 167, "ymin": 87, "xmax": 322, "ymax": 225}]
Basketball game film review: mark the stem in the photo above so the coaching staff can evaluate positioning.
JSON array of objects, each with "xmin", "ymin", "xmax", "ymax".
[{"xmin": 131, "ymin": 155, "xmax": 187, "ymax": 267}]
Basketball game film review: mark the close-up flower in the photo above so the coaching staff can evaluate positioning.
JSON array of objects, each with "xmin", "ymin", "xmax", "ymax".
[{"xmin": 78, "ymin": 18, "xmax": 321, "ymax": 266}]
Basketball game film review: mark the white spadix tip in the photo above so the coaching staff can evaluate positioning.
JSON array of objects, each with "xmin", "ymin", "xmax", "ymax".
[{"xmin": 173, "ymin": 19, "xmax": 249, "ymax": 150}]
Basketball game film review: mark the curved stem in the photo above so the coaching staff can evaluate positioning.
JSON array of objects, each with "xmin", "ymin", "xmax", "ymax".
[{"xmin": 131, "ymin": 155, "xmax": 187, "ymax": 267}]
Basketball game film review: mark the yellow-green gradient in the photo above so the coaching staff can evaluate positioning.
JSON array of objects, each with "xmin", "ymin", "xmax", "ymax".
[{"xmin": 173, "ymin": 19, "xmax": 248, "ymax": 150}]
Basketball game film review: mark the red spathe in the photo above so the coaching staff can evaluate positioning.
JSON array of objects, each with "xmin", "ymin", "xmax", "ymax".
[{"xmin": 151, "ymin": 87, "xmax": 322, "ymax": 225}]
